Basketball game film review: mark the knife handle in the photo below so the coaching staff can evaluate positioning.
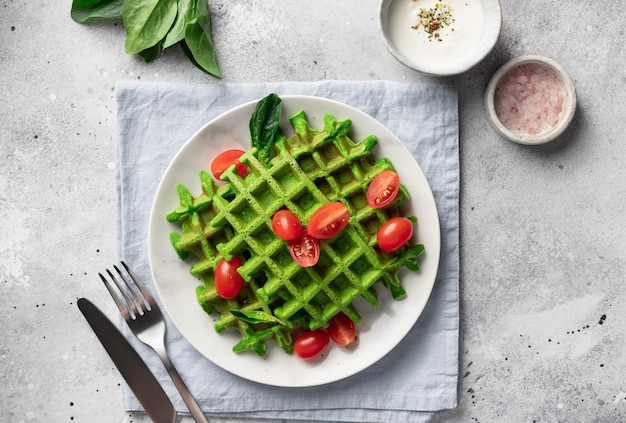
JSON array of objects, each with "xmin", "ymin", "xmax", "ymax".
[{"xmin": 77, "ymin": 298, "xmax": 177, "ymax": 423}]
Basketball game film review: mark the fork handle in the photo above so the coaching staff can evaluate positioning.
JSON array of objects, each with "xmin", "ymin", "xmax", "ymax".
[{"xmin": 158, "ymin": 352, "xmax": 209, "ymax": 423}]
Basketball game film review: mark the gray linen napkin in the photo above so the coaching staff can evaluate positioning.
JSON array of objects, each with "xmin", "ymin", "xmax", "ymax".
[{"xmin": 116, "ymin": 80, "xmax": 459, "ymax": 423}]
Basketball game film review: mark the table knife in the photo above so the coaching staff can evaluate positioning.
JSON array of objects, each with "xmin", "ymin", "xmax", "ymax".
[{"xmin": 77, "ymin": 298, "xmax": 177, "ymax": 423}]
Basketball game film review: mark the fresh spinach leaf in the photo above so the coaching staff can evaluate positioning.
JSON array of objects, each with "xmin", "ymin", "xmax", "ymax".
[
  {"xmin": 71, "ymin": 0, "xmax": 123, "ymax": 23},
  {"xmin": 180, "ymin": 40, "xmax": 204, "ymax": 71},
  {"xmin": 230, "ymin": 309, "xmax": 287, "ymax": 326},
  {"xmin": 249, "ymin": 93, "xmax": 282, "ymax": 167},
  {"xmin": 71, "ymin": 0, "xmax": 222, "ymax": 77},
  {"xmin": 162, "ymin": 0, "xmax": 194, "ymax": 49},
  {"xmin": 138, "ymin": 40, "xmax": 164, "ymax": 62},
  {"xmin": 122, "ymin": 0, "xmax": 178, "ymax": 55},
  {"xmin": 183, "ymin": 0, "xmax": 221, "ymax": 78}
]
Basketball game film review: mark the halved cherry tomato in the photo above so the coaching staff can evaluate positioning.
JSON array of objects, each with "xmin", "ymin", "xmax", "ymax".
[
  {"xmin": 214, "ymin": 256, "xmax": 245, "ymax": 299},
  {"xmin": 293, "ymin": 329, "xmax": 330, "ymax": 360},
  {"xmin": 210, "ymin": 149, "xmax": 248, "ymax": 179},
  {"xmin": 271, "ymin": 209, "xmax": 303, "ymax": 241},
  {"xmin": 327, "ymin": 312, "xmax": 356, "ymax": 346},
  {"xmin": 307, "ymin": 202, "xmax": 350, "ymax": 239},
  {"xmin": 366, "ymin": 170, "xmax": 400, "ymax": 209},
  {"xmin": 376, "ymin": 217, "xmax": 413, "ymax": 252},
  {"xmin": 289, "ymin": 232, "xmax": 320, "ymax": 267}
]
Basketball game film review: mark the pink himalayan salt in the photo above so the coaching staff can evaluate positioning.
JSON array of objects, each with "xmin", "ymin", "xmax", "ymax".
[{"xmin": 494, "ymin": 63, "xmax": 566, "ymax": 136}]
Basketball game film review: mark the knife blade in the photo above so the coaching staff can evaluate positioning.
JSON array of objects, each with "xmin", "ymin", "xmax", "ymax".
[{"xmin": 77, "ymin": 297, "xmax": 176, "ymax": 423}]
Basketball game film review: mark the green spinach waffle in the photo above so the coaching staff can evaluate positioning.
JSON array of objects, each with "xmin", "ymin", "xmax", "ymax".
[{"xmin": 166, "ymin": 94, "xmax": 424, "ymax": 356}]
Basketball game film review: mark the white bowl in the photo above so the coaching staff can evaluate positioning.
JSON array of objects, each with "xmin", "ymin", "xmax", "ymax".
[
  {"xmin": 485, "ymin": 55, "xmax": 577, "ymax": 145},
  {"xmin": 379, "ymin": 0, "xmax": 502, "ymax": 76}
]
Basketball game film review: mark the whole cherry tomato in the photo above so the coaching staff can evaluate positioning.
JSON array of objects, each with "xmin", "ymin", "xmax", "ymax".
[
  {"xmin": 327, "ymin": 312, "xmax": 356, "ymax": 346},
  {"xmin": 293, "ymin": 329, "xmax": 330, "ymax": 360},
  {"xmin": 211, "ymin": 149, "xmax": 248, "ymax": 179},
  {"xmin": 214, "ymin": 256, "xmax": 245, "ymax": 299},
  {"xmin": 271, "ymin": 209, "xmax": 303, "ymax": 241},
  {"xmin": 306, "ymin": 202, "xmax": 350, "ymax": 239},
  {"xmin": 366, "ymin": 170, "xmax": 400, "ymax": 209},
  {"xmin": 289, "ymin": 232, "xmax": 320, "ymax": 267},
  {"xmin": 376, "ymin": 217, "xmax": 413, "ymax": 252}
]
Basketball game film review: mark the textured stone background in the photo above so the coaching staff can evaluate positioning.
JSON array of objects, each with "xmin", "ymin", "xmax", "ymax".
[{"xmin": 1, "ymin": 1, "xmax": 625, "ymax": 422}]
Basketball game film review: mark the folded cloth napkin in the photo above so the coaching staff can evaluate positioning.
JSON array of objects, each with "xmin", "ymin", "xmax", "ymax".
[{"xmin": 116, "ymin": 80, "xmax": 459, "ymax": 423}]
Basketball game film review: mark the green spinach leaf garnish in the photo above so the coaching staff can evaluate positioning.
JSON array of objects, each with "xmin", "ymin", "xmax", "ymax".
[
  {"xmin": 250, "ymin": 93, "xmax": 283, "ymax": 167},
  {"xmin": 230, "ymin": 309, "xmax": 288, "ymax": 327}
]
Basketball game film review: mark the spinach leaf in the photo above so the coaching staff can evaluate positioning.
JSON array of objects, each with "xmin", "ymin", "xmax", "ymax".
[
  {"xmin": 122, "ymin": 0, "xmax": 178, "ymax": 55},
  {"xmin": 180, "ymin": 40, "xmax": 203, "ymax": 70},
  {"xmin": 138, "ymin": 40, "xmax": 164, "ymax": 62},
  {"xmin": 183, "ymin": 0, "xmax": 221, "ymax": 78},
  {"xmin": 71, "ymin": 0, "xmax": 222, "ymax": 77},
  {"xmin": 249, "ymin": 93, "xmax": 282, "ymax": 167},
  {"xmin": 71, "ymin": 0, "xmax": 123, "ymax": 23},
  {"xmin": 230, "ymin": 309, "xmax": 287, "ymax": 326},
  {"xmin": 162, "ymin": 0, "xmax": 194, "ymax": 49}
]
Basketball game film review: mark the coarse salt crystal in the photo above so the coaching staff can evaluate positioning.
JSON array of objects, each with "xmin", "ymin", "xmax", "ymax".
[{"xmin": 494, "ymin": 63, "xmax": 566, "ymax": 136}]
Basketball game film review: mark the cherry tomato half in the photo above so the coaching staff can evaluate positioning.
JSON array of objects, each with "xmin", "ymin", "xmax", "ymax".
[
  {"xmin": 214, "ymin": 256, "xmax": 245, "ymax": 299},
  {"xmin": 289, "ymin": 232, "xmax": 320, "ymax": 267},
  {"xmin": 293, "ymin": 329, "xmax": 330, "ymax": 360},
  {"xmin": 271, "ymin": 209, "xmax": 303, "ymax": 241},
  {"xmin": 211, "ymin": 149, "xmax": 248, "ymax": 180},
  {"xmin": 376, "ymin": 217, "xmax": 414, "ymax": 253},
  {"xmin": 366, "ymin": 170, "xmax": 400, "ymax": 209},
  {"xmin": 327, "ymin": 312, "xmax": 356, "ymax": 346},
  {"xmin": 307, "ymin": 202, "xmax": 350, "ymax": 240}
]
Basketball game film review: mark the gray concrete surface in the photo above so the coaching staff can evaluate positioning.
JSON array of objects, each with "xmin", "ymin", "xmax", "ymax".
[{"xmin": 2, "ymin": 1, "xmax": 625, "ymax": 422}]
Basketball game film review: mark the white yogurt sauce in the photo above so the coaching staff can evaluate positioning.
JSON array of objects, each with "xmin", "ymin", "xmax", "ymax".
[{"xmin": 387, "ymin": 0, "xmax": 485, "ymax": 73}]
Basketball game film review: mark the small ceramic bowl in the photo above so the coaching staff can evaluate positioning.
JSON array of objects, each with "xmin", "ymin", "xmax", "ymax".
[
  {"xmin": 485, "ymin": 55, "xmax": 577, "ymax": 145},
  {"xmin": 379, "ymin": 0, "xmax": 502, "ymax": 76}
]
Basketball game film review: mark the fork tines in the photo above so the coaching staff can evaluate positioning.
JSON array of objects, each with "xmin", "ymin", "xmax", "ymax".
[{"xmin": 100, "ymin": 261, "xmax": 154, "ymax": 320}]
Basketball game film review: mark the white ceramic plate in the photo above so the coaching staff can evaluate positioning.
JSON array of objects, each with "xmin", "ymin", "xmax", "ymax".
[{"xmin": 148, "ymin": 96, "xmax": 441, "ymax": 387}]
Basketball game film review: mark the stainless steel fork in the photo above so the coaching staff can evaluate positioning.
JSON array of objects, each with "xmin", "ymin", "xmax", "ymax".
[{"xmin": 100, "ymin": 261, "xmax": 209, "ymax": 423}]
